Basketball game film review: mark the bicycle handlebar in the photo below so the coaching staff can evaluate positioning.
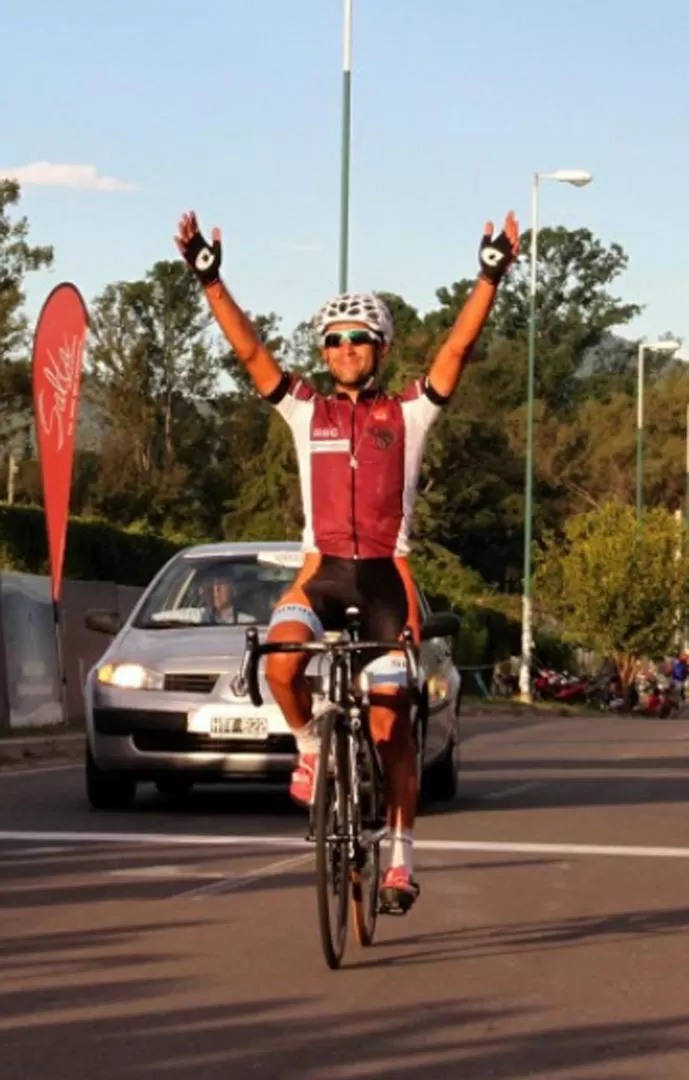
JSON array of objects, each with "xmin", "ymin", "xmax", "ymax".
[{"xmin": 232, "ymin": 626, "xmax": 420, "ymax": 708}]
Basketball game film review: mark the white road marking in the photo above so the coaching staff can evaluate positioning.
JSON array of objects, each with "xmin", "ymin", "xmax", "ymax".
[
  {"xmin": 0, "ymin": 845, "xmax": 75, "ymax": 866},
  {"xmin": 483, "ymin": 781, "xmax": 542, "ymax": 801},
  {"xmin": 3, "ymin": 830, "xmax": 689, "ymax": 861},
  {"xmin": 3, "ymin": 845, "xmax": 74, "ymax": 855},
  {"xmin": 0, "ymin": 830, "xmax": 305, "ymax": 849},
  {"xmin": 417, "ymin": 839, "xmax": 689, "ymax": 859},
  {"xmin": 0, "ymin": 764, "xmax": 81, "ymax": 777},
  {"xmin": 107, "ymin": 865, "xmax": 225, "ymax": 881},
  {"xmin": 176, "ymin": 852, "xmax": 313, "ymax": 899}
]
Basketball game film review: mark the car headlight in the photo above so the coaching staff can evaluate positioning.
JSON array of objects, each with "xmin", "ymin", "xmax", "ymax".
[
  {"xmin": 427, "ymin": 674, "xmax": 449, "ymax": 704},
  {"xmin": 96, "ymin": 662, "xmax": 164, "ymax": 690}
]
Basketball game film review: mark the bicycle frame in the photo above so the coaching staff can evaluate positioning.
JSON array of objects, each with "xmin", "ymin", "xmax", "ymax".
[{"xmin": 232, "ymin": 610, "xmax": 421, "ymax": 840}]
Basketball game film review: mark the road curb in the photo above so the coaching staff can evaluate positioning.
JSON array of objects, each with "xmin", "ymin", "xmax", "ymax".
[{"xmin": 0, "ymin": 732, "xmax": 84, "ymax": 766}]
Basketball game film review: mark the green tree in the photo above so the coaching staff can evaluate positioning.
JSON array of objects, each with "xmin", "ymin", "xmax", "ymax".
[
  {"xmin": 83, "ymin": 261, "xmax": 228, "ymax": 536},
  {"xmin": 0, "ymin": 182, "xmax": 53, "ymax": 460},
  {"xmin": 494, "ymin": 227, "xmax": 643, "ymax": 411},
  {"xmin": 0, "ymin": 180, "xmax": 54, "ymax": 363},
  {"xmin": 534, "ymin": 501, "xmax": 689, "ymax": 687},
  {"xmin": 0, "ymin": 358, "xmax": 33, "ymax": 452},
  {"xmin": 121, "ymin": 260, "xmax": 218, "ymax": 460},
  {"xmin": 224, "ymin": 410, "xmax": 301, "ymax": 541},
  {"xmin": 281, "ymin": 319, "xmax": 328, "ymax": 393},
  {"xmin": 88, "ymin": 261, "xmax": 217, "ymax": 460},
  {"xmin": 525, "ymin": 361, "xmax": 689, "ymax": 522},
  {"xmin": 522, "ymin": 394, "xmax": 636, "ymax": 518},
  {"xmin": 410, "ymin": 400, "xmax": 525, "ymax": 585},
  {"xmin": 220, "ymin": 311, "xmax": 287, "ymax": 398}
]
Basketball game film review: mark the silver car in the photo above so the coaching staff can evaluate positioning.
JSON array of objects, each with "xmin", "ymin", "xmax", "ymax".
[{"xmin": 83, "ymin": 541, "xmax": 462, "ymax": 810}]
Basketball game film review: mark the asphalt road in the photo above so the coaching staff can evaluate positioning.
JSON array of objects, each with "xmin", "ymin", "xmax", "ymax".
[{"xmin": 3, "ymin": 712, "xmax": 689, "ymax": 1079}]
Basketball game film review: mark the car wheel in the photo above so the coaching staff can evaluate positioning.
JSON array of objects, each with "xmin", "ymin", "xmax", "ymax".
[
  {"xmin": 423, "ymin": 685, "xmax": 461, "ymax": 805},
  {"xmin": 424, "ymin": 728, "xmax": 459, "ymax": 804},
  {"xmin": 155, "ymin": 777, "xmax": 194, "ymax": 802},
  {"xmin": 86, "ymin": 743, "xmax": 137, "ymax": 811},
  {"xmin": 415, "ymin": 717, "xmax": 426, "ymax": 813}
]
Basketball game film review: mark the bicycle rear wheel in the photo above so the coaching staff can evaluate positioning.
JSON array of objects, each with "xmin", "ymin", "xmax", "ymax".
[
  {"xmin": 315, "ymin": 707, "xmax": 350, "ymax": 970},
  {"xmin": 351, "ymin": 738, "xmax": 382, "ymax": 947}
]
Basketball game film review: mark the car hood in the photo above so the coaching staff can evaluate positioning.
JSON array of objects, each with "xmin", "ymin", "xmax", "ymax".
[{"xmin": 108, "ymin": 624, "xmax": 260, "ymax": 671}]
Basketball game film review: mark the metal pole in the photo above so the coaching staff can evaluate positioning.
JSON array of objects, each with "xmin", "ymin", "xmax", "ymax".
[
  {"xmin": 684, "ymin": 403, "xmax": 689, "ymax": 654},
  {"xmin": 636, "ymin": 343, "xmax": 644, "ymax": 522},
  {"xmin": 339, "ymin": 0, "xmax": 353, "ymax": 292},
  {"xmin": 52, "ymin": 599, "xmax": 69, "ymax": 727},
  {"xmin": 519, "ymin": 173, "xmax": 539, "ymax": 702}
]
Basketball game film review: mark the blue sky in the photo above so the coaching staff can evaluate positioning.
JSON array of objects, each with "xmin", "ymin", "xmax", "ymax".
[{"xmin": 4, "ymin": 0, "xmax": 688, "ymax": 350}]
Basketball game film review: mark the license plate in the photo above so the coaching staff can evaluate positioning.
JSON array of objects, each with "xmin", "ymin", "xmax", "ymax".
[{"xmin": 209, "ymin": 715, "xmax": 269, "ymax": 740}]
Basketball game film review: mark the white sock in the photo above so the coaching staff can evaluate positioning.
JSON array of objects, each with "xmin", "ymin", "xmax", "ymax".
[
  {"xmin": 295, "ymin": 717, "xmax": 320, "ymax": 755},
  {"xmin": 389, "ymin": 828, "xmax": 414, "ymax": 874}
]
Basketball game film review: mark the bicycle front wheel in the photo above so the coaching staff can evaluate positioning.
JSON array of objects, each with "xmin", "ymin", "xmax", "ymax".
[
  {"xmin": 351, "ymin": 738, "xmax": 382, "ymax": 948},
  {"xmin": 315, "ymin": 707, "xmax": 350, "ymax": 970}
]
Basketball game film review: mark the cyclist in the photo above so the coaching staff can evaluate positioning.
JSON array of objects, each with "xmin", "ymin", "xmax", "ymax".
[{"xmin": 176, "ymin": 210, "xmax": 519, "ymax": 912}]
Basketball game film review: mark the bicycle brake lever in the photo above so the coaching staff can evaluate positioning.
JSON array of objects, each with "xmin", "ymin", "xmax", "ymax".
[
  {"xmin": 231, "ymin": 627, "xmax": 263, "ymax": 707},
  {"xmin": 399, "ymin": 627, "xmax": 421, "ymax": 705},
  {"xmin": 246, "ymin": 627, "xmax": 263, "ymax": 707}
]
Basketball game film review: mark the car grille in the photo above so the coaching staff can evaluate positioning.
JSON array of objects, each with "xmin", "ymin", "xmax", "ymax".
[
  {"xmin": 93, "ymin": 708, "xmax": 296, "ymax": 755},
  {"xmin": 163, "ymin": 673, "xmax": 219, "ymax": 694},
  {"xmin": 94, "ymin": 708, "xmax": 187, "ymax": 734},
  {"xmin": 132, "ymin": 732, "xmax": 297, "ymax": 755}
]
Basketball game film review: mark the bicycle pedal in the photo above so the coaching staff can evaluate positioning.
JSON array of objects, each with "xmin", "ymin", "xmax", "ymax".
[
  {"xmin": 378, "ymin": 897, "xmax": 414, "ymax": 916},
  {"xmin": 378, "ymin": 888, "xmax": 413, "ymax": 913},
  {"xmin": 378, "ymin": 884, "xmax": 420, "ymax": 917},
  {"xmin": 378, "ymin": 904, "xmax": 408, "ymax": 917}
]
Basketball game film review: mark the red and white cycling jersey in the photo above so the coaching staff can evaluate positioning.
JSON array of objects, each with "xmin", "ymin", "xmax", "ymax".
[{"xmin": 266, "ymin": 372, "xmax": 446, "ymax": 559}]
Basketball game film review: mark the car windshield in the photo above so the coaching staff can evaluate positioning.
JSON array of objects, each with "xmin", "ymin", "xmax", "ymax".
[{"xmin": 132, "ymin": 552, "xmax": 302, "ymax": 629}]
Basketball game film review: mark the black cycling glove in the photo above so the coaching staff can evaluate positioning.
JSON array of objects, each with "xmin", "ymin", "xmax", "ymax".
[
  {"xmin": 478, "ymin": 230, "xmax": 513, "ymax": 285},
  {"xmin": 181, "ymin": 230, "xmax": 222, "ymax": 287}
]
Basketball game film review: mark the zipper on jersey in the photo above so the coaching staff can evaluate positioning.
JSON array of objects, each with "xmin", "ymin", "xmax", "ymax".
[{"xmin": 350, "ymin": 405, "xmax": 359, "ymax": 558}]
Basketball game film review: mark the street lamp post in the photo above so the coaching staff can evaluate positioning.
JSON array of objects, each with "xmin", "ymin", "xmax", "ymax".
[
  {"xmin": 684, "ymin": 400, "xmax": 689, "ymax": 653},
  {"xmin": 519, "ymin": 169, "xmax": 594, "ymax": 703},
  {"xmin": 339, "ymin": 0, "xmax": 353, "ymax": 292},
  {"xmin": 635, "ymin": 339, "xmax": 681, "ymax": 522}
]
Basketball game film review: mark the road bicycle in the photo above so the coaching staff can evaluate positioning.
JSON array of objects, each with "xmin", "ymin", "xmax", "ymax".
[{"xmin": 233, "ymin": 606, "xmax": 421, "ymax": 970}]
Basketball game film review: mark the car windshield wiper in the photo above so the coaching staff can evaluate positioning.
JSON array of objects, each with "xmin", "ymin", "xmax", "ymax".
[
  {"xmin": 140, "ymin": 609, "xmax": 206, "ymax": 628},
  {"xmin": 138, "ymin": 618, "xmax": 209, "ymax": 629}
]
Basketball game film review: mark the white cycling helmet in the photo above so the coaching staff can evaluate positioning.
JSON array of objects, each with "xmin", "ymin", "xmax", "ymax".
[{"xmin": 314, "ymin": 292, "xmax": 394, "ymax": 347}]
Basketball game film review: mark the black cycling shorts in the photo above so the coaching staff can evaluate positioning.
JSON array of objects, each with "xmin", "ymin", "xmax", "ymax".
[{"xmin": 273, "ymin": 554, "xmax": 420, "ymax": 644}]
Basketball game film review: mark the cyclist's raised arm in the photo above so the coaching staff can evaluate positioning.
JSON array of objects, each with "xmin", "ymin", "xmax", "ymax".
[
  {"xmin": 426, "ymin": 212, "xmax": 520, "ymax": 401},
  {"xmin": 175, "ymin": 211, "xmax": 283, "ymax": 398}
]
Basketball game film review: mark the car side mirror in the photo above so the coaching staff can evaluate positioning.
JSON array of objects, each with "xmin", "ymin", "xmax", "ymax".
[
  {"xmin": 421, "ymin": 611, "xmax": 461, "ymax": 641},
  {"xmin": 85, "ymin": 609, "xmax": 122, "ymax": 636}
]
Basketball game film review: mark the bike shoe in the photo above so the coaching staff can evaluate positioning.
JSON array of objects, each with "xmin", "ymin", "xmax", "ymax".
[{"xmin": 378, "ymin": 867, "xmax": 420, "ymax": 915}]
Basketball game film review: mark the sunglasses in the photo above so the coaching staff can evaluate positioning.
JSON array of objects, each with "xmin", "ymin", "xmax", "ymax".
[{"xmin": 323, "ymin": 329, "xmax": 380, "ymax": 349}]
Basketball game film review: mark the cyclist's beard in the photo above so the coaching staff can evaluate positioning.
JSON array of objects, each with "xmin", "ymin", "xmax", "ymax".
[
  {"xmin": 329, "ymin": 350, "xmax": 381, "ymax": 390},
  {"xmin": 346, "ymin": 368, "xmax": 377, "ymax": 390}
]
